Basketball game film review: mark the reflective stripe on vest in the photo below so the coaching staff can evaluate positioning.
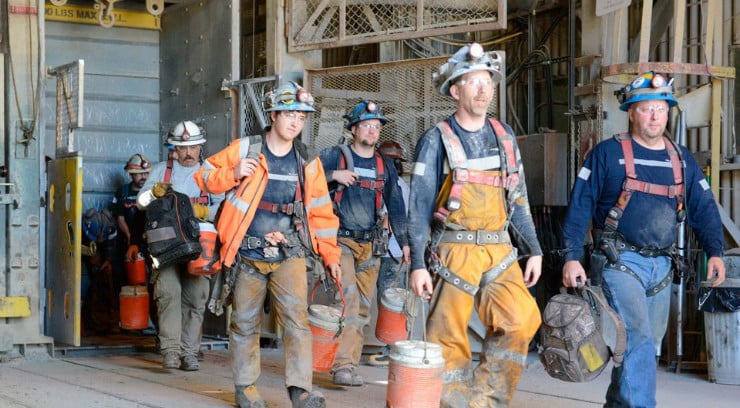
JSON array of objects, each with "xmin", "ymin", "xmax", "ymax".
[{"xmin": 604, "ymin": 134, "xmax": 684, "ymax": 232}]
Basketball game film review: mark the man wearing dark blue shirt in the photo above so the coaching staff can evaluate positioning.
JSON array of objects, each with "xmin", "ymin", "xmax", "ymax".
[
  {"xmin": 319, "ymin": 100, "xmax": 409, "ymax": 387},
  {"xmin": 562, "ymin": 71, "xmax": 726, "ymax": 408}
]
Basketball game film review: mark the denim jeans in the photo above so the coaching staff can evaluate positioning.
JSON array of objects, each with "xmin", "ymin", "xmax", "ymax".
[{"xmin": 601, "ymin": 251, "xmax": 672, "ymax": 408}]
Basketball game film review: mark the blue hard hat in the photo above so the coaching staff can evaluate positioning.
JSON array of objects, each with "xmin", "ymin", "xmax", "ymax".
[
  {"xmin": 82, "ymin": 208, "xmax": 117, "ymax": 243},
  {"xmin": 617, "ymin": 71, "xmax": 678, "ymax": 111},
  {"xmin": 343, "ymin": 100, "xmax": 388, "ymax": 130},
  {"xmin": 264, "ymin": 81, "xmax": 316, "ymax": 113}
]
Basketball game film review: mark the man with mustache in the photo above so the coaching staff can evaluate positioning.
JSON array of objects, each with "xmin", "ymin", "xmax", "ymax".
[
  {"xmin": 137, "ymin": 120, "xmax": 224, "ymax": 371},
  {"xmin": 561, "ymin": 71, "xmax": 726, "ymax": 407},
  {"xmin": 407, "ymin": 43, "xmax": 543, "ymax": 406}
]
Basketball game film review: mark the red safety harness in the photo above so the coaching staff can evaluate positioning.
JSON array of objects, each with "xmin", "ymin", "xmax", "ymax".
[
  {"xmin": 164, "ymin": 160, "xmax": 209, "ymax": 205},
  {"xmin": 433, "ymin": 118, "xmax": 520, "ymax": 222},
  {"xmin": 604, "ymin": 134, "xmax": 684, "ymax": 233},
  {"xmin": 333, "ymin": 146, "xmax": 386, "ymax": 217}
]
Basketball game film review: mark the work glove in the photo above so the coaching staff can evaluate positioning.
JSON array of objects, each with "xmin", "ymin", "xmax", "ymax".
[
  {"xmin": 126, "ymin": 244, "xmax": 140, "ymax": 261},
  {"xmin": 152, "ymin": 182, "xmax": 171, "ymax": 198},
  {"xmin": 192, "ymin": 203, "xmax": 210, "ymax": 220}
]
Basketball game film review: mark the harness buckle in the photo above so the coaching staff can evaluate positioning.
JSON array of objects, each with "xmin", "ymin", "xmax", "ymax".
[
  {"xmin": 245, "ymin": 236, "xmax": 263, "ymax": 249},
  {"xmin": 452, "ymin": 168, "xmax": 469, "ymax": 183},
  {"xmin": 284, "ymin": 203, "xmax": 294, "ymax": 215}
]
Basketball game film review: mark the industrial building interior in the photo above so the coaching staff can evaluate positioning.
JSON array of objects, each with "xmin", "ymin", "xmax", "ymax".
[{"xmin": 0, "ymin": 0, "xmax": 739, "ymax": 406}]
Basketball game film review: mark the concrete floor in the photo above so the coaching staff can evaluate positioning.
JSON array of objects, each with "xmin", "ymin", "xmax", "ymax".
[{"xmin": 0, "ymin": 340, "xmax": 738, "ymax": 408}]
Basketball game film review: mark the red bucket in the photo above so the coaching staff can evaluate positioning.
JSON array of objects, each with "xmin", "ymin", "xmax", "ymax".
[
  {"xmin": 376, "ymin": 288, "xmax": 408, "ymax": 345},
  {"xmin": 119, "ymin": 285, "xmax": 149, "ymax": 330},
  {"xmin": 124, "ymin": 258, "xmax": 147, "ymax": 285},
  {"xmin": 387, "ymin": 340, "xmax": 445, "ymax": 408},
  {"xmin": 188, "ymin": 222, "xmax": 221, "ymax": 275}
]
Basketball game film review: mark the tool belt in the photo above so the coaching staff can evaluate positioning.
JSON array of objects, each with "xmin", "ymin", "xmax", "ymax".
[
  {"xmin": 240, "ymin": 231, "xmax": 301, "ymax": 250},
  {"xmin": 338, "ymin": 228, "xmax": 373, "ymax": 241},
  {"xmin": 438, "ymin": 229, "xmax": 510, "ymax": 245},
  {"xmin": 593, "ymin": 232, "xmax": 674, "ymax": 297}
]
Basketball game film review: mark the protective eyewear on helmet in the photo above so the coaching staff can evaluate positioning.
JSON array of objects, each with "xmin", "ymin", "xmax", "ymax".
[
  {"xmin": 456, "ymin": 77, "xmax": 493, "ymax": 88},
  {"xmin": 357, "ymin": 123, "xmax": 382, "ymax": 130},
  {"xmin": 280, "ymin": 111, "xmax": 307, "ymax": 122},
  {"xmin": 634, "ymin": 104, "xmax": 668, "ymax": 115}
]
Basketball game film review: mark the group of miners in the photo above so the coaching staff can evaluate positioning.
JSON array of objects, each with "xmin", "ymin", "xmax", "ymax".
[{"xmin": 111, "ymin": 42, "xmax": 726, "ymax": 408}]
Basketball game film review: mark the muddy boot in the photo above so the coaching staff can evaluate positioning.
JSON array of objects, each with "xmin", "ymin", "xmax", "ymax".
[
  {"xmin": 288, "ymin": 386, "xmax": 326, "ymax": 408},
  {"xmin": 162, "ymin": 351, "xmax": 180, "ymax": 369},
  {"xmin": 332, "ymin": 367, "xmax": 363, "ymax": 386},
  {"xmin": 440, "ymin": 381, "xmax": 471, "ymax": 408},
  {"xmin": 235, "ymin": 384, "xmax": 268, "ymax": 408},
  {"xmin": 180, "ymin": 355, "xmax": 199, "ymax": 371}
]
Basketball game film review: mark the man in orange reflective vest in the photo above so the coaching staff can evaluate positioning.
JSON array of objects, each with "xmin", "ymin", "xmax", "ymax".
[
  {"xmin": 408, "ymin": 43, "xmax": 543, "ymax": 407},
  {"xmin": 194, "ymin": 81, "xmax": 341, "ymax": 408}
]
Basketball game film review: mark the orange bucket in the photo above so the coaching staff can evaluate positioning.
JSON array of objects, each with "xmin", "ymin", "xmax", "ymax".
[
  {"xmin": 188, "ymin": 223, "xmax": 221, "ymax": 275},
  {"xmin": 308, "ymin": 278, "xmax": 345, "ymax": 372},
  {"xmin": 376, "ymin": 288, "xmax": 408, "ymax": 345},
  {"xmin": 387, "ymin": 340, "xmax": 445, "ymax": 408},
  {"xmin": 119, "ymin": 285, "xmax": 149, "ymax": 330},
  {"xmin": 308, "ymin": 305, "xmax": 342, "ymax": 372},
  {"xmin": 124, "ymin": 258, "xmax": 147, "ymax": 285}
]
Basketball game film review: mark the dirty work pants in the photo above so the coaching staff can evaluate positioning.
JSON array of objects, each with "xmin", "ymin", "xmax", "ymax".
[
  {"xmin": 231, "ymin": 256, "xmax": 314, "ymax": 392},
  {"xmin": 429, "ymin": 243, "xmax": 541, "ymax": 408},
  {"xmin": 601, "ymin": 251, "xmax": 671, "ymax": 408},
  {"xmin": 154, "ymin": 262, "xmax": 209, "ymax": 357},
  {"xmin": 332, "ymin": 238, "xmax": 380, "ymax": 371}
]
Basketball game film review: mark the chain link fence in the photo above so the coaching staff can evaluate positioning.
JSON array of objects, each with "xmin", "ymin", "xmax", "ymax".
[
  {"xmin": 303, "ymin": 54, "xmax": 505, "ymax": 170},
  {"xmin": 288, "ymin": 0, "xmax": 505, "ymax": 51}
]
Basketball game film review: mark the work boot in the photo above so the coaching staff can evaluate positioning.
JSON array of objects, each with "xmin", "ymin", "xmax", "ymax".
[
  {"xmin": 366, "ymin": 352, "xmax": 390, "ymax": 367},
  {"xmin": 235, "ymin": 385, "xmax": 268, "ymax": 408},
  {"xmin": 180, "ymin": 355, "xmax": 199, "ymax": 371},
  {"xmin": 332, "ymin": 367, "xmax": 363, "ymax": 386},
  {"xmin": 162, "ymin": 351, "xmax": 180, "ymax": 369},
  {"xmin": 288, "ymin": 386, "xmax": 326, "ymax": 408}
]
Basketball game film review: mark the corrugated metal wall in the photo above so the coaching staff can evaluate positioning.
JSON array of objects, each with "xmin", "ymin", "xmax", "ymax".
[{"xmin": 45, "ymin": 21, "xmax": 161, "ymax": 212}]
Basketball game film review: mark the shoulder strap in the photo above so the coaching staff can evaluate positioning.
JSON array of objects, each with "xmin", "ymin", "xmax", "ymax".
[
  {"xmin": 164, "ymin": 160, "xmax": 173, "ymax": 183},
  {"xmin": 582, "ymin": 284, "xmax": 626, "ymax": 366}
]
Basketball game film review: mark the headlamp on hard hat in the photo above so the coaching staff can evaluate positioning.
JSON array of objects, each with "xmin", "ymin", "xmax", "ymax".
[
  {"xmin": 615, "ymin": 71, "xmax": 678, "ymax": 111},
  {"xmin": 264, "ymin": 81, "xmax": 316, "ymax": 112},
  {"xmin": 344, "ymin": 100, "xmax": 388, "ymax": 130},
  {"xmin": 433, "ymin": 42, "xmax": 504, "ymax": 96}
]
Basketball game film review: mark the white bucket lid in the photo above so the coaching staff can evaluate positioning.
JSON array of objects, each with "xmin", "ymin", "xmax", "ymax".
[
  {"xmin": 308, "ymin": 304, "xmax": 342, "ymax": 331},
  {"xmin": 380, "ymin": 288, "xmax": 408, "ymax": 312},
  {"xmin": 390, "ymin": 340, "xmax": 445, "ymax": 368}
]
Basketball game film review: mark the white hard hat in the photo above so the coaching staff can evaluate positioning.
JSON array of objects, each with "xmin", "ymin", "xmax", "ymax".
[
  {"xmin": 433, "ymin": 43, "xmax": 504, "ymax": 96},
  {"xmin": 168, "ymin": 120, "xmax": 206, "ymax": 146}
]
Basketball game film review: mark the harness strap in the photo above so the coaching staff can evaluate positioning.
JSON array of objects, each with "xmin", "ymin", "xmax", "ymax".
[
  {"xmin": 437, "ymin": 266, "xmax": 479, "ymax": 296},
  {"xmin": 479, "ymin": 249, "xmax": 518, "ymax": 289},
  {"xmin": 439, "ymin": 229, "xmax": 511, "ymax": 245},
  {"xmin": 605, "ymin": 134, "xmax": 684, "ymax": 232},
  {"xmin": 609, "ymin": 261, "xmax": 673, "ymax": 297},
  {"xmin": 164, "ymin": 159, "xmax": 209, "ymax": 205}
]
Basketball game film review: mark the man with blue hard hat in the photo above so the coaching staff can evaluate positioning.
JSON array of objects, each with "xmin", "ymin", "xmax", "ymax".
[
  {"xmin": 319, "ymin": 100, "xmax": 409, "ymax": 387},
  {"xmin": 562, "ymin": 71, "xmax": 726, "ymax": 407}
]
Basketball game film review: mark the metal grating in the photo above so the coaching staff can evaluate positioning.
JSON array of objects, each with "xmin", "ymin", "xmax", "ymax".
[
  {"xmin": 47, "ymin": 59, "xmax": 84, "ymax": 156},
  {"xmin": 303, "ymin": 54, "xmax": 505, "ymax": 167},
  {"xmin": 228, "ymin": 76, "xmax": 280, "ymax": 137},
  {"xmin": 287, "ymin": 0, "xmax": 506, "ymax": 52}
]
